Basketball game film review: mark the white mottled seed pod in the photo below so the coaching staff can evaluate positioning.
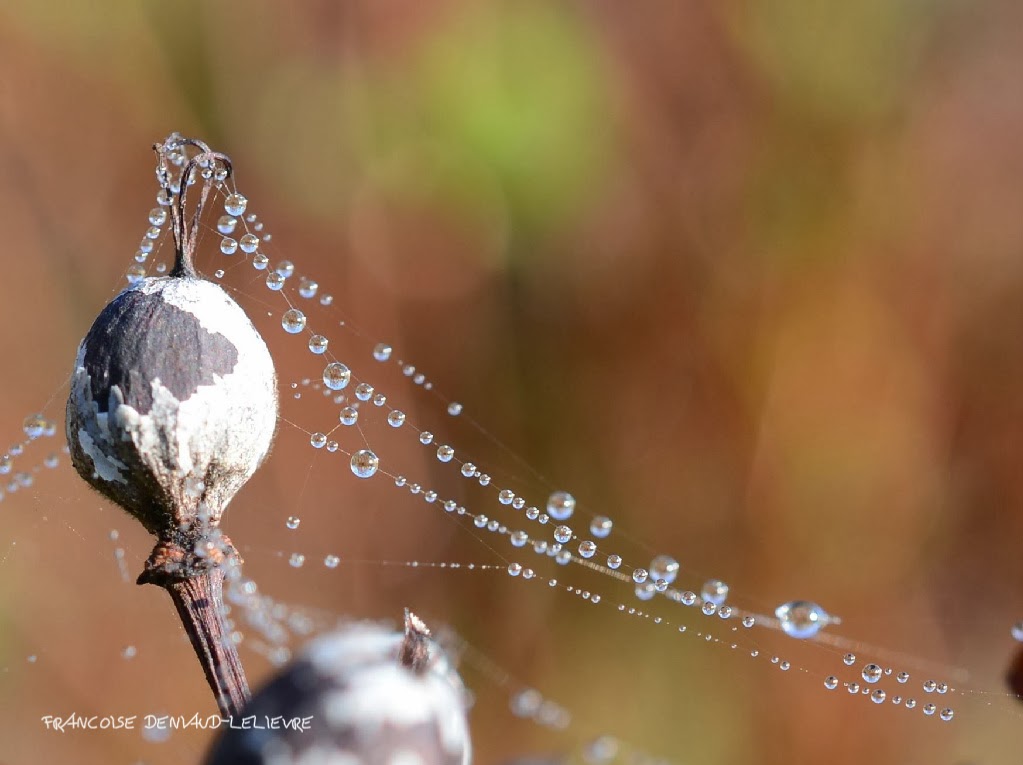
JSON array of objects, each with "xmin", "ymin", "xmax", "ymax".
[
  {"xmin": 66, "ymin": 274, "xmax": 278, "ymax": 539},
  {"xmin": 205, "ymin": 612, "xmax": 472, "ymax": 765}
]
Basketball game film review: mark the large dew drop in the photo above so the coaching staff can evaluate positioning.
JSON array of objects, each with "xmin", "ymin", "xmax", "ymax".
[
  {"xmin": 701, "ymin": 579, "xmax": 729, "ymax": 605},
  {"xmin": 861, "ymin": 663, "xmax": 883, "ymax": 684},
  {"xmin": 775, "ymin": 600, "xmax": 831, "ymax": 639},
  {"xmin": 350, "ymin": 449, "xmax": 379, "ymax": 479},
  {"xmin": 547, "ymin": 490, "xmax": 576, "ymax": 521},
  {"xmin": 224, "ymin": 193, "xmax": 247, "ymax": 216},
  {"xmin": 590, "ymin": 516, "xmax": 613, "ymax": 538},
  {"xmin": 281, "ymin": 309, "xmax": 307, "ymax": 334},
  {"xmin": 648, "ymin": 555, "xmax": 679, "ymax": 585},
  {"xmin": 323, "ymin": 362, "xmax": 351, "ymax": 390}
]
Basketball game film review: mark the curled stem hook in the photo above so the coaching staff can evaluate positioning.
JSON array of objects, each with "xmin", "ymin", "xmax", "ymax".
[{"xmin": 152, "ymin": 136, "xmax": 234, "ymax": 279}]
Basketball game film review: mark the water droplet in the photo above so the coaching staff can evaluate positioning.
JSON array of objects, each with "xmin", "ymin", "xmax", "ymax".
[
  {"xmin": 871, "ymin": 689, "xmax": 886, "ymax": 704},
  {"xmin": 498, "ymin": 489, "xmax": 515, "ymax": 505},
  {"xmin": 324, "ymin": 555, "xmax": 340, "ymax": 568},
  {"xmin": 632, "ymin": 568, "xmax": 648, "ymax": 584},
  {"xmin": 298, "ymin": 278, "xmax": 318, "ymax": 298},
  {"xmin": 511, "ymin": 689, "xmax": 542, "ymax": 717},
  {"xmin": 578, "ymin": 541, "xmax": 597, "ymax": 558},
  {"xmin": 387, "ymin": 411, "xmax": 406, "ymax": 428},
  {"xmin": 339, "ymin": 407, "xmax": 358, "ymax": 426},
  {"xmin": 149, "ymin": 208, "xmax": 168, "ymax": 226},
  {"xmin": 606, "ymin": 554, "xmax": 622, "ymax": 569},
  {"xmin": 355, "ymin": 383, "xmax": 374, "ymax": 402},
  {"xmin": 843, "ymin": 653, "xmax": 857, "ymax": 666},
  {"xmin": 847, "ymin": 682, "xmax": 860, "ymax": 695},
  {"xmin": 233, "ymin": 235, "xmax": 256, "ymax": 256},
  {"xmin": 547, "ymin": 491, "xmax": 576, "ymax": 520},
  {"xmin": 742, "ymin": 615, "xmax": 756, "ymax": 628},
  {"xmin": 22, "ymin": 414, "xmax": 47, "ymax": 440},
  {"xmin": 862, "ymin": 663, "xmax": 883, "ymax": 684},
  {"xmin": 775, "ymin": 600, "xmax": 829, "ymax": 639},
  {"xmin": 289, "ymin": 553, "xmax": 305, "ymax": 568},
  {"xmin": 282, "ymin": 309, "xmax": 307, "ymax": 334},
  {"xmin": 220, "ymin": 237, "xmax": 238, "ymax": 255},
  {"xmin": 308, "ymin": 335, "xmax": 328, "ymax": 354},
  {"xmin": 252, "ymin": 252, "xmax": 269, "ymax": 270},
  {"xmin": 1012, "ymin": 621, "xmax": 1023, "ymax": 642},
  {"xmin": 508, "ymin": 563, "xmax": 522, "ymax": 577},
  {"xmin": 701, "ymin": 601, "xmax": 717, "ymax": 616},
  {"xmin": 419, "ymin": 431, "xmax": 434, "ymax": 445},
  {"xmin": 701, "ymin": 579, "xmax": 729, "ymax": 605},
  {"xmin": 447, "ymin": 402, "xmax": 463, "ymax": 416},
  {"xmin": 824, "ymin": 676, "xmax": 839, "ymax": 690},
  {"xmin": 896, "ymin": 671, "xmax": 909, "ymax": 683},
  {"xmin": 266, "ymin": 272, "xmax": 285, "ymax": 290},
  {"xmin": 554, "ymin": 525, "xmax": 572, "ymax": 544},
  {"xmin": 510, "ymin": 530, "xmax": 528, "ymax": 547},
  {"xmin": 649, "ymin": 555, "xmax": 679, "ymax": 585},
  {"xmin": 922, "ymin": 703, "xmax": 936, "ymax": 716},
  {"xmin": 635, "ymin": 582, "xmax": 656, "ymax": 601},
  {"xmin": 373, "ymin": 343, "xmax": 393, "ymax": 362},
  {"xmin": 286, "ymin": 516, "xmax": 301, "ymax": 530},
  {"xmin": 309, "ymin": 432, "xmax": 327, "ymax": 449},
  {"xmin": 922, "ymin": 680, "xmax": 936, "ymax": 693},
  {"xmin": 224, "ymin": 193, "xmax": 247, "ymax": 216},
  {"xmin": 436, "ymin": 444, "xmax": 454, "ymax": 462},
  {"xmin": 323, "ymin": 362, "xmax": 351, "ymax": 390},
  {"xmin": 216, "ymin": 215, "xmax": 236, "ymax": 234},
  {"xmin": 590, "ymin": 516, "xmax": 613, "ymax": 538},
  {"xmin": 275, "ymin": 260, "xmax": 295, "ymax": 278},
  {"xmin": 350, "ymin": 450, "xmax": 379, "ymax": 478},
  {"xmin": 126, "ymin": 264, "xmax": 146, "ymax": 284},
  {"xmin": 939, "ymin": 708, "xmax": 954, "ymax": 722},
  {"xmin": 122, "ymin": 645, "xmax": 137, "ymax": 660}
]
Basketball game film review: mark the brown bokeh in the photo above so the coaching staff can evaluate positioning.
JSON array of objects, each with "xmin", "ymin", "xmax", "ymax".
[{"xmin": 2, "ymin": 1, "xmax": 1023, "ymax": 763}]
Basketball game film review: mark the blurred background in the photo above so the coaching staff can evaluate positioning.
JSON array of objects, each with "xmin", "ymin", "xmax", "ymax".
[{"xmin": 2, "ymin": 0, "xmax": 1023, "ymax": 763}]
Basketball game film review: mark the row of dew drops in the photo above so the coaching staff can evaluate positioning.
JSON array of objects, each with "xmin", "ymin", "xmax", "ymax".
[
  {"xmin": 104, "ymin": 143, "xmax": 667, "ymax": 762},
  {"xmin": 190, "ymin": 182, "xmax": 972, "ymax": 727},
  {"xmin": 13, "ymin": 140, "xmax": 1021, "ymax": 760}
]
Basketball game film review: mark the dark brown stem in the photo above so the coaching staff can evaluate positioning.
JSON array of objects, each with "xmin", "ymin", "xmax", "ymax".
[
  {"xmin": 163, "ymin": 569, "xmax": 250, "ymax": 718},
  {"xmin": 137, "ymin": 533, "xmax": 250, "ymax": 718}
]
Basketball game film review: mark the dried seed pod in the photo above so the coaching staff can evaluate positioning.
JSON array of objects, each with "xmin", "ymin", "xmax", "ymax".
[
  {"xmin": 204, "ymin": 610, "xmax": 472, "ymax": 765},
  {"xmin": 65, "ymin": 134, "xmax": 278, "ymax": 716}
]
